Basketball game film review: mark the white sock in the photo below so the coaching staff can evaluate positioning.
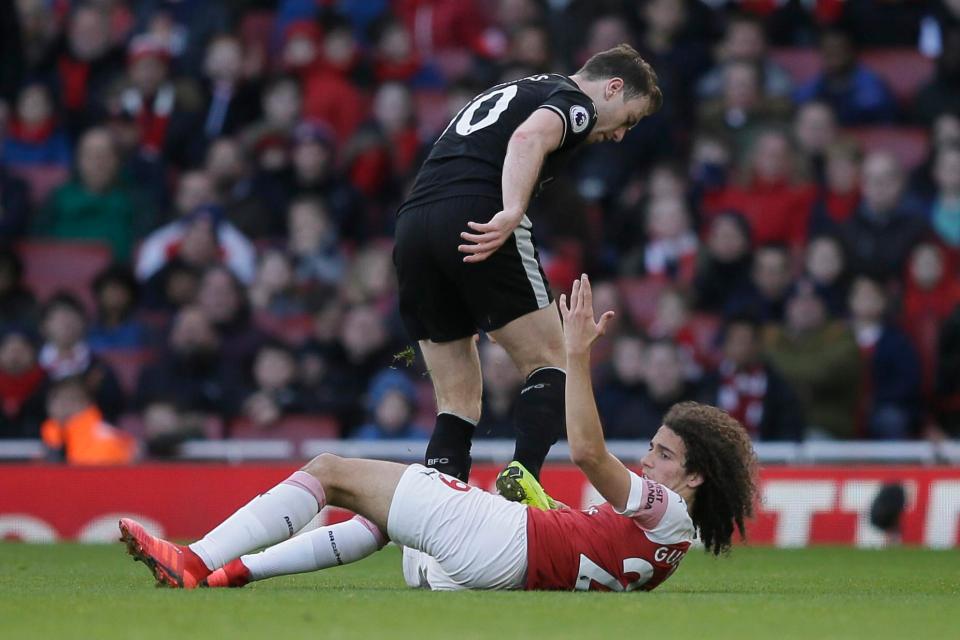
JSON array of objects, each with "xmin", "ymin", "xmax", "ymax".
[
  {"xmin": 241, "ymin": 516, "xmax": 386, "ymax": 581},
  {"xmin": 190, "ymin": 470, "xmax": 326, "ymax": 570}
]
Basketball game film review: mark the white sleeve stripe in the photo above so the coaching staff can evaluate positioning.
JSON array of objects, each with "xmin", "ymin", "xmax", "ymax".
[{"xmin": 538, "ymin": 104, "xmax": 567, "ymax": 147}]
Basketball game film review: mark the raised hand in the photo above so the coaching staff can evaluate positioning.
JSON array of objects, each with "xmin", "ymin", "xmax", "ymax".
[
  {"xmin": 458, "ymin": 208, "xmax": 524, "ymax": 263},
  {"xmin": 558, "ymin": 274, "xmax": 616, "ymax": 356}
]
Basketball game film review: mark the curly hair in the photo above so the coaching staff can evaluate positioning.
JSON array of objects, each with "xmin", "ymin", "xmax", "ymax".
[{"xmin": 663, "ymin": 402, "xmax": 759, "ymax": 556}]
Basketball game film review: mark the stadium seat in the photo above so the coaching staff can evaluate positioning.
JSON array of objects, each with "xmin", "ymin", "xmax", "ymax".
[
  {"xmin": 861, "ymin": 49, "xmax": 934, "ymax": 107},
  {"xmin": 7, "ymin": 164, "xmax": 70, "ymax": 208},
  {"xmin": 769, "ymin": 47, "xmax": 821, "ymax": 87},
  {"xmin": 253, "ymin": 312, "xmax": 315, "ymax": 344},
  {"xmin": 618, "ymin": 276, "xmax": 669, "ymax": 330},
  {"xmin": 229, "ymin": 414, "xmax": 341, "ymax": 446},
  {"xmin": 846, "ymin": 126, "xmax": 930, "ymax": 170},
  {"xmin": 16, "ymin": 240, "xmax": 112, "ymax": 312},
  {"xmin": 95, "ymin": 348, "xmax": 158, "ymax": 395}
]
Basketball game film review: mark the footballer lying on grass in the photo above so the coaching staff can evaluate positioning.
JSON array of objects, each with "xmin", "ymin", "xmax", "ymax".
[{"xmin": 120, "ymin": 275, "xmax": 758, "ymax": 592}]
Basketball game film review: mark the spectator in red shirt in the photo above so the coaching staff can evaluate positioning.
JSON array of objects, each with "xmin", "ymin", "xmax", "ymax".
[
  {"xmin": 809, "ymin": 137, "xmax": 862, "ymax": 234},
  {"xmin": 706, "ymin": 129, "xmax": 816, "ymax": 250},
  {"xmin": 0, "ymin": 327, "xmax": 46, "ymax": 439}
]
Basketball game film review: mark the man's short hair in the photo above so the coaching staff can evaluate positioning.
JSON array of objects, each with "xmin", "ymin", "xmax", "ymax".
[{"xmin": 576, "ymin": 44, "xmax": 663, "ymax": 112}]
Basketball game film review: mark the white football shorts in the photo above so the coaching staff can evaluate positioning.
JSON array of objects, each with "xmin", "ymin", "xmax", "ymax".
[{"xmin": 387, "ymin": 464, "xmax": 528, "ymax": 591}]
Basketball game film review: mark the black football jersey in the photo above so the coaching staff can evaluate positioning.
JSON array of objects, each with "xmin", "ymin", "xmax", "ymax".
[{"xmin": 399, "ymin": 74, "xmax": 597, "ymax": 212}]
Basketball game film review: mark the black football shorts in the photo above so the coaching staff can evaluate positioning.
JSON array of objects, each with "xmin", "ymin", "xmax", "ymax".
[{"xmin": 394, "ymin": 195, "xmax": 553, "ymax": 343}]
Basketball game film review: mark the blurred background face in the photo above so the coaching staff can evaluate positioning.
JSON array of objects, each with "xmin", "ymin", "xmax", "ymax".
[
  {"xmin": 510, "ymin": 25, "xmax": 551, "ymax": 70},
  {"xmin": 794, "ymin": 103, "xmax": 837, "ymax": 155},
  {"xmin": 374, "ymin": 391, "xmax": 412, "ymax": 432},
  {"xmin": 340, "ymin": 306, "xmax": 386, "ymax": 360},
  {"xmin": 821, "ymin": 32, "xmax": 855, "ymax": 76},
  {"xmin": 293, "ymin": 140, "xmax": 332, "ymax": 182},
  {"xmin": 805, "ymin": 237, "xmax": 844, "ymax": 285},
  {"xmin": 590, "ymin": 281, "xmax": 622, "ymax": 323},
  {"xmin": 69, "ymin": 6, "xmax": 110, "ymax": 60},
  {"xmin": 175, "ymin": 172, "xmax": 216, "ymax": 216},
  {"xmin": 653, "ymin": 290, "xmax": 688, "ymax": 335},
  {"xmin": 204, "ymin": 36, "xmax": 243, "ymax": 83},
  {"xmin": 786, "ymin": 289, "xmax": 827, "ymax": 333},
  {"xmin": 43, "ymin": 305, "xmax": 85, "ymax": 348},
  {"xmin": 178, "ymin": 219, "xmax": 219, "ymax": 267},
  {"xmin": 861, "ymin": 153, "xmax": 904, "ymax": 214},
  {"xmin": 849, "ymin": 278, "xmax": 886, "ymax": 322},
  {"xmin": 169, "ymin": 307, "xmax": 219, "ymax": 354},
  {"xmin": 723, "ymin": 323, "xmax": 759, "ymax": 368},
  {"xmin": 263, "ymin": 80, "xmax": 301, "ymax": 128},
  {"xmin": 0, "ymin": 334, "xmax": 36, "ymax": 374},
  {"xmin": 256, "ymin": 251, "xmax": 294, "ymax": 294},
  {"xmin": 909, "ymin": 244, "xmax": 945, "ymax": 288},
  {"xmin": 130, "ymin": 55, "xmax": 168, "ymax": 95},
  {"xmin": 253, "ymin": 347, "xmax": 296, "ymax": 390},
  {"xmin": 283, "ymin": 32, "xmax": 318, "ymax": 69},
  {"xmin": 644, "ymin": 0, "xmax": 685, "ymax": 37},
  {"xmin": 722, "ymin": 62, "xmax": 759, "ymax": 110},
  {"xmin": 480, "ymin": 341, "xmax": 522, "ymax": 394},
  {"xmin": 934, "ymin": 148, "xmax": 960, "ymax": 193},
  {"xmin": 933, "ymin": 113, "xmax": 960, "ymax": 148},
  {"xmin": 647, "ymin": 166, "xmax": 685, "ymax": 201},
  {"xmin": 643, "ymin": 343, "xmax": 684, "ymax": 399},
  {"xmin": 753, "ymin": 249, "xmax": 791, "ymax": 298},
  {"xmin": 645, "ymin": 197, "xmax": 689, "ymax": 240},
  {"xmin": 288, "ymin": 199, "xmax": 332, "ymax": 254},
  {"xmin": 97, "ymin": 279, "xmax": 134, "ymax": 317},
  {"xmin": 724, "ymin": 20, "xmax": 765, "ymax": 61},
  {"xmin": 47, "ymin": 384, "xmax": 89, "ymax": 422},
  {"xmin": 586, "ymin": 16, "xmax": 632, "ymax": 55},
  {"xmin": 611, "ymin": 335, "xmax": 645, "ymax": 383},
  {"xmin": 708, "ymin": 216, "xmax": 749, "ymax": 262},
  {"xmin": 373, "ymin": 83, "xmax": 413, "ymax": 133},
  {"xmin": 198, "ymin": 269, "xmax": 241, "ymax": 324},
  {"xmin": 752, "ymin": 132, "xmax": 792, "ymax": 182},
  {"xmin": 378, "ymin": 21, "xmax": 412, "ymax": 60},
  {"xmin": 322, "ymin": 28, "xmax": 356, "ymax": 65},
  {"xmin": 16, "ymin": 83, "xmax": 52, "ymax": 125},
  {"xmin": 825, "ymin": 147, "xmax": 860, "ymax": 193},
  {"xmin": 205, "ymin": 139, "xmax": 246, "ymax": 188},
  {"xmin": 78, "ymin": 129, "xmax": 119, "ymax": 192}
]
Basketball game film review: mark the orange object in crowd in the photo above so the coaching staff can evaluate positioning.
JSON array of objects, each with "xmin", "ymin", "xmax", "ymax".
[{"xmin": 41, "ymin": 406, "xmax": 136, "ymax": 465}]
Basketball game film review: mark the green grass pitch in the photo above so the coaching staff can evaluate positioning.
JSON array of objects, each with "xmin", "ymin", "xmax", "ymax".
[{"xmin": 1, "ymin": 543, "xmax": 957, "ymax": 640}]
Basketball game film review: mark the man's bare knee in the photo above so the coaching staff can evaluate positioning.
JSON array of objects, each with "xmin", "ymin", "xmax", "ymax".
[{"xmin": 301, "ymin": 452, "xmax": 342, "ymax": 482}]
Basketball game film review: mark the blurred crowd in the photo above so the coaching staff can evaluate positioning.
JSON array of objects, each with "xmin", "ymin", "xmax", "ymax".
[{"xmin": 2, "ymin": 0, "xmax": 960, "ymax": 462}]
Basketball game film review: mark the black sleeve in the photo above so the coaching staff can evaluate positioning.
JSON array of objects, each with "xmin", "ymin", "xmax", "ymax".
[{"xmin": 538, "ymin": 90, "xmax": 596, "ymax": 150}]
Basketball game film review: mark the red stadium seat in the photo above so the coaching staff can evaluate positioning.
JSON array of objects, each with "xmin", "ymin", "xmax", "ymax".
[
  {"xmin": 253, "ymin": 312, "xmax": 315, "ymax": 344},
  {"xmin": 846, "ymin": 126, "xmax": 930, "ymax": 170},
  {"xmin": 769, "ymin": 47, "xmax": 821, "ymax": 86},
  {"xmin": 95, "ymin": 348, "xmax": 158, "ymax": 395},
  {"xmin": 229, "ymin": 414, "xmax": 341, "ymax": 445},
  {"xmin": 618, "ymin": 277, "xmax": 669, "ymax": 330},
  {"xmin": 16, "ymin": 240, "xmax": 112, "ymax": 312},
  {"xmin": 7, "ymin": 165, "xmax": 70, "ymax": 208},
  {"xmin": 861, "ymin": 49, "xmax": 934, "ymax": 107}
]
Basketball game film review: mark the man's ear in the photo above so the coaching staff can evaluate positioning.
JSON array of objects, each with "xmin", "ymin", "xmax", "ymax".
[
  {"xmin": 605, "ymin": 77, "xmax": 624, "ymax": 100},
  {"xmin": 685, "ymin": 471, "xmax": 704, "ymax": 490}
]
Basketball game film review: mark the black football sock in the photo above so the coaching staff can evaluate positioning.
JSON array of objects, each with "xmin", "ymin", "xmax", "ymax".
[
  {"xmin": 425, "ymin": 412, "xmax": 476, "ymax": 482},
  {"xmin": 512, "ymin": 367, "xmax": 566, "ymax": 480}
]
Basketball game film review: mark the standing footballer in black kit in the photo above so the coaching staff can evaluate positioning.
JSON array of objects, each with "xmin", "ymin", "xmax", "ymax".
[{"xmin": 393, "ymin": 44, "xmax": 662, "ymax": 507}]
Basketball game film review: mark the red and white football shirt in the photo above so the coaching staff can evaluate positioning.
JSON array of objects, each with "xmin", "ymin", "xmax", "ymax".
[{"xmin": 524, "ymin": 472, "xmax": 695, "ymax": 591}]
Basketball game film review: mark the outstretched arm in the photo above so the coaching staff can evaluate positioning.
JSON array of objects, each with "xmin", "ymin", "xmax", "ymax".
[
  {"xmin": 458, "ymin": 108, "xmax": 564, "ymax": 263},
  {"xmin": 559, "ymin": 274, "xmax": 633, "ymax": 511}
]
